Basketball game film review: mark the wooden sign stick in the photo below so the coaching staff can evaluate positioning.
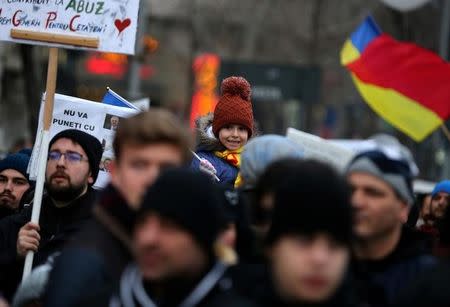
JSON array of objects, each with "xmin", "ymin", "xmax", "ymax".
[
  {"xmin": 22, "ymin": 47, "xmax": 59, "ymax": 281},
  {"xmin": 441, "ymin": 124, "xmax": 450, "ymax": 143},
  {"xmin": 11, "ymin": 29, "xmax": 100, "ymax": 281},
  {"xmin": 11, "ymin": 29, "xmax": 99, "ymax": 49}
]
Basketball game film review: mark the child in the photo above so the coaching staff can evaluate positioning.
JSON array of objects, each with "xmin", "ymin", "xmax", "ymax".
[{"xmin": 191, "ymin": 76, "xmax": 254, "ymax": 187}]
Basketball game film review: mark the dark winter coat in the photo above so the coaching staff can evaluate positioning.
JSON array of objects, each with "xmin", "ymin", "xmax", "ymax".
[
  {"xmin": 0, "ymin": 206, "xmax": 19, "ymax": 221},
  {"xmin": 44, "ymin": 184, "xmax": 135, "ymax": 307},
  {"xmin": 112, "ymin": 262, "xmax": 257, "ymax": 307},
  {"xmin": 0, "ymin": 187, "xmax": 96, "ymax": 301},
  {"xmin": 190, "ymin": 114, "xmax": 239, "ymax": 187},
  {"xmin": 393, "ymin": 260, "xmax": 450, "ymax": 307},
  {"xmin": 351, "ymin": 226, "xmax": 437, "ymax": 307}
]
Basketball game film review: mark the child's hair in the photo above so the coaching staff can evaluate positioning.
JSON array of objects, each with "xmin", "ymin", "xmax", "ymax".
[{"xmin": 212, "ymin": 76, "xmax": 254, "ymax": 138}]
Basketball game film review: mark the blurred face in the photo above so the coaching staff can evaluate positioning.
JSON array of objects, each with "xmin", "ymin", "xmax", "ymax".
[
  {"xmin": 110, "ymin": 143, "xmax": 184, "ymax": 209},
  {"xmin": 0, "ymin": 169, "xmax": 30, "ymax": 210},
  {"xmin": 218, "ymin": 124, "xmax": 249, "ymax": 151},
  {"xmin": 430, "ymin": 192, "xmax": 450, "ymax": 220},
  {"xmin": 103, "ymin": 159, "xmax": 112, "ymax": 172},
  {"xmin": 269, "ymin": 234, "xmax": 349, "ymax": 303},
  {"xmin": 134, "ymin": 213, "xmax": 208, "ymax": 281},
  {"xmin": 420, "ymin": 194, "xmax": 433, "ymax": 223},
  {"xmin": 46, "ymin": 138, "xmax": 92, "ymax": 201},
  {"xmin": 252, "ymin": 192, "xmax": 274, "ymax": 236},
  {"xmin": 348, "ymin": 173, "xmax": 409, "ymax": 240}
]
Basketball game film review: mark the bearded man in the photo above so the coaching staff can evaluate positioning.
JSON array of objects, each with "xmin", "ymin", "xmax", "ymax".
[{"xmin": 0, "ymin": 130, "xmax": 102, "ymax": 301}]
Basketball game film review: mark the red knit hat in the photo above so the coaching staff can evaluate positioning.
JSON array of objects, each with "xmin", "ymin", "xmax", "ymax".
[{"xmin": 212, "ymin": 76, "xmax": 254, "ymax": 138}]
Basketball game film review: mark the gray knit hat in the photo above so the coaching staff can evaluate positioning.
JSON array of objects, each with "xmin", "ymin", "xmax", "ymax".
[
  {"xmin": 241, "ymin": 135, "xmax": 304, "ymax": 188},
  {"xmin": 346, "ymin": 150, "xmax": 414, "ymax": 205}
]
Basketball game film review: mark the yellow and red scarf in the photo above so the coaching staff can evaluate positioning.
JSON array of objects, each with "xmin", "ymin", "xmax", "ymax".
[{"xmin": 214, "ymin": 147, "xmax": 243, "ymax": 187}]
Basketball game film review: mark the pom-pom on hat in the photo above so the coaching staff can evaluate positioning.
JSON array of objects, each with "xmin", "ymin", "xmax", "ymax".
[{"xmin": 212, "ymin": 76, "xmax": 254, "ymax": 138}]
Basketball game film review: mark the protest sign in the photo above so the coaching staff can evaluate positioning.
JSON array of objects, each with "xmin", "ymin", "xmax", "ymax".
[
  {"xmin": 328, "ymin": 139, "xmax": 379, "ymax": 153},
  {"xmin": 287, "ymin": 129, "xmax": 420, "ymax": 176},
  {"xmin": 1, "ymin": 0, "xmax": 142, "ymax": 280},
  {"xmin": 0, "ymin": 0, "xmax": 140, "ymax": 54},
  {"xmin": 330, "ymin": 134, "xmax": 419, "ymax": 176},
  {"xmin": 29, "ymin": 93, "xmax": 140, "ymax": 188},
  {"xmin": 131, "ymin": 97, "xmax": 150, "ymax": 110},
  {"xmin": 413, "ymin": 179, "xmax": 436, "ymax": 194},
  {"xmin": 286, "ymin": 127, "xmax": 354, "ymax": 172}
]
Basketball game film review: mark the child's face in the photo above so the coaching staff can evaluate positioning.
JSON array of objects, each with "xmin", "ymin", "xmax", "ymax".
[{"xmin": 218, "ymin": 124, "xmax": 249, "ymax": 151}]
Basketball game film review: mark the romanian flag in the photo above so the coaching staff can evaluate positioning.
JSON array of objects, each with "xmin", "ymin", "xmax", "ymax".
[{"xmin": 341, "ymin": 16, "xmax": 450, "ymax": 142}]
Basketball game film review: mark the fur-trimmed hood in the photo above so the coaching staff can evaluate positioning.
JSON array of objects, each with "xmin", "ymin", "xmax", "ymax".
[
  {"xmin": 195, "ymin": 113, "xmax": 258, "ymax": 152},
  {"xmin": 195, "ymin": 113, "xmax": 227, "ymax": 152}
]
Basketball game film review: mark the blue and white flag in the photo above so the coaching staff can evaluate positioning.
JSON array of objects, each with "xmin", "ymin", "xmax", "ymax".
[{"xmin": 102, "ymin": 88, "xmax": 139, "ymax": 110}]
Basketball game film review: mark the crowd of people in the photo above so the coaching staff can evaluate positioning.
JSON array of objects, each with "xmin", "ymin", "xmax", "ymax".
[{"xmin": 0, "ymin": 76, "xmax": 449, "ymax": 307}]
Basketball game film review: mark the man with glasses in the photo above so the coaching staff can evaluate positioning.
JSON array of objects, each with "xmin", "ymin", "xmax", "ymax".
[
  {"xmin": 0, "ymin": 149, "xmax": 32, "ymax": 220},
  {"xmin": 45, "ymin": 110, "xmax": 193, "ymax": 307},
  {"xmin": 0, "ymin": 129, "xmax": 102, "ymax": 301}
]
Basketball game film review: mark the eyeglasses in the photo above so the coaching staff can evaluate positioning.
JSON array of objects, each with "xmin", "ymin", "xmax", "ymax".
[{"xmin": 48, "ymin": 151, "xmax": 88, "ymax": 163}]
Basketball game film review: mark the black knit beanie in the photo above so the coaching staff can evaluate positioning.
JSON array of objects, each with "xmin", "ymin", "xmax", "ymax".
[
  {"xmin": 48, "ymin": 129, "xmax": 103, "ymax": 184},
  {"xmin": 140, "ymin": 168, "xmax": 227, "ymax": 253},
  {"xmin": 0, "ymin": 149, "xmax": 32, "ymax": 181},
  {"xmin": 266, "ymin": 160, "xmax": 353, "ymax": 246}
]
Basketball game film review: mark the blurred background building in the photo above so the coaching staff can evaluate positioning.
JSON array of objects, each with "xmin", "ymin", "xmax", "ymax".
[{"xmin": 0, "ymin": 0, "xmax": 449, "ymax": 180}]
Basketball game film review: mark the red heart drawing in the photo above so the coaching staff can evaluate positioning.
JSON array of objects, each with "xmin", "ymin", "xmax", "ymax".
[{"xmin": 114, "ymin": 18, "xmax": 131, "ymax": 35}]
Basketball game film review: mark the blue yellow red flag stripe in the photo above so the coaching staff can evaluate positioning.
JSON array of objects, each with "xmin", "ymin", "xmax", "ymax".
[{"xmin": 341, "ymin": 16, "xmax": 450, "ymax": 142}]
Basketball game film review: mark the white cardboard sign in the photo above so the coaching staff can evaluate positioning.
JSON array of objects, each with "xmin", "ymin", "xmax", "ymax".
[
  {"xmin": 286, "ymin": 127, "xmax": 354, "ymax": 172},
  {"xmin": 0, "ymin": 0, "xmax": 140, "ymax": 54},
  {"xmin": 131, "ymin": 97, "xmax": 150, "ymax": 111},
  {"xmin": 29, "ymin": 93, "xmax": 139, "ymax": 188}
]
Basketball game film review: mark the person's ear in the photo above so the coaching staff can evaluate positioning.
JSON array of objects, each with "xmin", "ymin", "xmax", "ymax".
[
  {"xmin": 400, "ymin": 201, "xmax": 410, "ymax": 224},
  {"xmin": 109, "ymin": 160, "xmax": 118, "ymax": 184}
]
